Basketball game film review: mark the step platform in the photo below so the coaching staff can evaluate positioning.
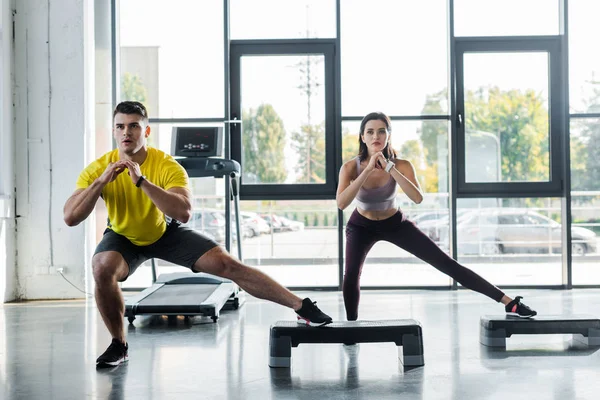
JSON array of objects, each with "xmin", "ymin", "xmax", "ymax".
[
  {"xmin": 480, "ymin": 315, "xmax": 600, "ymax": 348},
  {"xmin": 269, "ymin": 319, "xmax": 424, "ymax": 368}
]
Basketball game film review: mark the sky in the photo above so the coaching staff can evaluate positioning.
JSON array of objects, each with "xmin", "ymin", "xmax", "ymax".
[{"xmin": 118, "ymin": 0, "xmax": 600, "ymax": 182}]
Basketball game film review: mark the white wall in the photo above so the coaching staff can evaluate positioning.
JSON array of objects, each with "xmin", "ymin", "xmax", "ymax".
[
  {"xmin": 14, "ymin": 0, "xmax": 95, "ymax": 299},
  {"xmin": 0, "ymin": 0, "xmax": 16, "ymax": 303}
]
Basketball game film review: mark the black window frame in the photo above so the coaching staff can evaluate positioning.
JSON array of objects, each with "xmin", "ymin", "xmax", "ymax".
[
  {"xmin": 454, "ymin": 36, "xmax": 565, "ymax": 198},
  {"xmin": 230, "ymin": 39, "xmax": 338, "ymax": 200}
]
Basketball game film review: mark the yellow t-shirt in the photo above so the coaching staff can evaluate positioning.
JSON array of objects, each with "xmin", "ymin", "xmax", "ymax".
[{"xmin": 76, "ymin": 147, "xmax": 189, "ymax": 246}]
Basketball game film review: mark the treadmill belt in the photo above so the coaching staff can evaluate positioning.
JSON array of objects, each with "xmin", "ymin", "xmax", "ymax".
[{"xmin": 136, "ymin": 284, "xmax": 219, "ymax": 313}]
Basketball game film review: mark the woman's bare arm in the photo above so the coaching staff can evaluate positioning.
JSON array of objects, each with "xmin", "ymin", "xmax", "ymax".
[
  {"xmin": 388, "ymin": 159, "xmax": 424, "ymax": 204},
  {"xmin": 336, "ymin": 162, "xmax": 370, "ymax": 210}
]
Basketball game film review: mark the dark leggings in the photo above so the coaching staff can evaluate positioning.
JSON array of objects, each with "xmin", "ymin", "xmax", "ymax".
[{"xmin": 343, "ymin": 209, "xmax": 505, "ymax": 321}]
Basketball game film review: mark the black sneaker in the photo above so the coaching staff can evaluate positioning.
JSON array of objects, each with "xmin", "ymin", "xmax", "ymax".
[
  {"xmin": 96, "ymin": 338, "xmax": 129, "ymax": 369},
  {"xmin": 296, "ymin": 298, "xmax": 333, "ymax": 327},
  {"xmin": 505, "ymin": 296, "xmax": 537, "ymax": 318}
]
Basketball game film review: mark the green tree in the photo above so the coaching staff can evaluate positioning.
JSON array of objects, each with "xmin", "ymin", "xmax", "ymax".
[
  {"xmin": 242, "ymin": 104, "xmax": 288, "ymax": 184},
  {"xmin": 291, "ymin": 122, "xmax": 325, "ymax": 183},
  {"xmin": 342, "ymin": 126, "xmax": 360, "ymax": 164},
  {"xmin": 121, "ymin": 72, "xmax": 154, "ymax": 145},
  {"xmin": 578, "ymin": 78, "xmax": 600, "ymax": 190},
  {"xmin": 417, "ymin": 89, "xmax": 448, "ymax": 192},
  {"xmin": 419, "ymin": 89, "xmax": 448, "ymax": 166},
  {"xmin": 465, "ymin": 87, "xmax": 548, "ymax": 182},
  {"xmin": 419, "ymin": 86, "xmax": 549, "ymax": 189},
  {"xmin": 399, "ymin": 140, "xmax": 436, "ymax": 193},
  {"xmin": 570, "ymin": 129, "xmax": 588, "ymax": 191},
  {"xmin": 121, "ymin": 73, "xmax": 147, "ymax": 104}
]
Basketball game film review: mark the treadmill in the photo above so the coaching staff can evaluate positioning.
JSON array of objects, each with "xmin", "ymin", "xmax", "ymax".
[{"xmin": 124, "ymin": 126, "xmax": 244, "ymax": 324}]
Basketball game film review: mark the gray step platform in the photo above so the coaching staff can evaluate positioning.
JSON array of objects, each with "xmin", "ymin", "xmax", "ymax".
[
  {"xmin": 269, "ymin": 319, "xmax": 424, "ymax": 368},
  {"xmin": 480, "ymin": 315, "xmax": 600, "ymax": 348}
]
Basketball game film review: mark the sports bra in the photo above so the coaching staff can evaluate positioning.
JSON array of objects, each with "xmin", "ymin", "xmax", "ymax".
[{"xmin": 354, "ymin": 157, "xmax": 397, "ymax": 211}]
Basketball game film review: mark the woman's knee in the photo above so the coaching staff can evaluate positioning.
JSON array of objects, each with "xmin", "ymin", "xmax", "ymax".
[{"xmin": 92, "ymin": 252, "xmax": 127, "ymax": 283}]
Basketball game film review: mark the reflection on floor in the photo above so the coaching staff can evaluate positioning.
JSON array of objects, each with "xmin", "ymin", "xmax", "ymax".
[{"xmin": 1, "ymin": 289, "xmax": 600, "ymax": 399}]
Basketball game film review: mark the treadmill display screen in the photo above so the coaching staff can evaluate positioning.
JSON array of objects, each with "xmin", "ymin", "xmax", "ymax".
[{"xmin": 171, "ymin": 126, "xmax": 223, "ymax": 158}]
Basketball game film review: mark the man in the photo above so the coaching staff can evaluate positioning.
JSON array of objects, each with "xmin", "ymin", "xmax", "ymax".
[{"xmin": 64, "ymin": 101, "xmax": 332, "ymax": 369}]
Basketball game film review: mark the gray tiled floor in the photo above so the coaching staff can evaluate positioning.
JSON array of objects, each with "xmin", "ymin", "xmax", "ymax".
[{"xmin": 1, "ymin": 289, "xmax": 600, "ymax": 399}]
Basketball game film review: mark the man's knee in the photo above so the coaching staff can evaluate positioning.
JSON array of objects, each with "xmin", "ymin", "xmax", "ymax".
[
  {"xmin": 92, "ymin": 253, "xmax": 127, "ymax": 283},
  {"xmin": 213, "ymin": 253, "xmax": 246, "ymax": 280}
]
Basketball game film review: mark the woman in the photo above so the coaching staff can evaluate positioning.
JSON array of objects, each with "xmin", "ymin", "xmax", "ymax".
[{"xmin": 336, "ymin": 111, "xmax": 537, "ymax": 321}]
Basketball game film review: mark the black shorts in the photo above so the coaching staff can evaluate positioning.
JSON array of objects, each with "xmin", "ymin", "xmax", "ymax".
[{"xmin": 94, "ymin": 221, "xmax": 219, "ymax": 281}]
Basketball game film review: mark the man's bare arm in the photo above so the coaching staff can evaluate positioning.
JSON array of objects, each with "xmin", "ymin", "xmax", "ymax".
[
  {"xmin": 119, "ymin": 159, "xmax": 192, "ymax": 223},
  {"xmin": 139, "ymin": 182, "xmax": 192, "ymax": 223},
  {"xmin": 64, "ymin": 161, "xmax": 126, "ymax": 227},
  {"xmin": 63, "ymin": 182, "xmax": 105, "ymax": 226}
]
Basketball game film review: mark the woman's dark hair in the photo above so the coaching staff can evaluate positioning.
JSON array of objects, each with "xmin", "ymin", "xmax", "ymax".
[
  {"xmin": 112, "ymin": 101, "xmax": 149, "ymax": 123},
  {"xmin": 358, "ymin": 111, "xmax": 397, "ymax": 162}
]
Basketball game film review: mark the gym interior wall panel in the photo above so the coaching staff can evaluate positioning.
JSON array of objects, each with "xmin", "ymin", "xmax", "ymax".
[{"xmin": 13, "ymin": 0, "xmax": 94, "ymax": 299}]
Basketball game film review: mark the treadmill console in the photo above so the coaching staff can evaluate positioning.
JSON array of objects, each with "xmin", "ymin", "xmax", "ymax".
[
  {"xmin": 171, "ymin": 126, "xmax": 223, "ymax": 158},
  {"xmin": 177, "ymin": 157, "xmax": 241, "ymax": 178}
]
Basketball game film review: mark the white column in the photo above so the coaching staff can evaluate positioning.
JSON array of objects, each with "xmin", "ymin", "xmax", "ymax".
[
  {"xmin": 0, "ymin": 0, "xmax": 16, "ymax": 303},
  {"xmin": 14, "ymin": 0, "xmax": 95, "ymax": 299}
]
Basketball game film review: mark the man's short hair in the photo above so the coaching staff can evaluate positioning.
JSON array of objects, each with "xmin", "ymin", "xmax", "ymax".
[{"xmin": 113, "ymin": 101, "xmax": 149, "ymax": 123}]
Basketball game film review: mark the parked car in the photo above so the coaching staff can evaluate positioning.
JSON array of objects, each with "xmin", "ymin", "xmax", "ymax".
[
  {"xmin": 278, "ymin": 216, "xmax": 305, "ymax": 231},
  {"xmin": 240, "ymin": 212, "xmax": 271, "ymax": 237},
  {"xmin": 431, "ymin": 209, "xmax": 597, "ymax": 255},
  {"xmin": 260, "ymin": 214, "xmax": 284, "ymax": 232},
  {"xmin": 410, "ymin": 210, "xmax": 452, "ymax": 227},
  {"xmin": 414, "ymin": 210, "xmax": 469, "ymax": 241},
  {"xmin": 185, "ymin": 209, "xmax": 226, "ymax": 243}
]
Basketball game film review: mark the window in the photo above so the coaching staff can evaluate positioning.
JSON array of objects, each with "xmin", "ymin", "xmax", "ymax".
[
  {"xmin": 340, "ymin": 0, "xmax": 448, "ymax": 116},
  {"xmin": 230, "ymin": 0, "xmax": 336, "ymax": 39},
  {"xmin": 456, "ymin": 197, "xmax": 564, "ymax": 286},
  {"xmin": 569, "ymin": 0, "xmax": 600, "ymax": 114},
  {"xmin": 454, "ymin": 0, "xmax": 560, "ymax": 37},
  {"xmin": 239, "ymin": 199, "xmax": 339, "ymax": 288},
  {"xmin": 570, "ymin": 118, "xmax": 600, "ymax": 285},
  {"xmin": 119, "ymin": 0, "xmax": 224, "ymax": 118}
]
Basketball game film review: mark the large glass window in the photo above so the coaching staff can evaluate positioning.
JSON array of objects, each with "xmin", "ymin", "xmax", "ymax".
[
  {"xmin": 569, "ymin": 0, "xmax": 600, "ymax": 114},
  {"xmin": 119, "ymin": 0, "xmax": 224, "ymax": 118},
  {"xmin": 462, "ymin": 52, "xmax": 550, "ymax": 183},
  {"xmin": 570, "ymin": 118, "xmax": 600, "ymax": 285},
  {"xmin": 230, "ymin": 0, "xmax": 336, "ymax": 40},
  {"xmin": 454, "ymin": 0, "xmax": 559, "ymax": 37},
  {"xmin": 230, "ymin": 42, "xmax": 336, "ymax": 199},
  {"xmin": 239, "ymin": 200, "xmax": 339, "ymax": 287},
  {"xmin": 239, "ymin": 55, "xmax": 326, "ymax": 185},
  {"xmin": 113, "ymin": 0, "xmax": 597, "ymax": 290},
  {"xmin": 456, "ymin": 197, "xmax": 565, "ymax": 286},
  {"xmin": 340, "ymin": 0, "xmax": 448, "ymax": 116}
]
